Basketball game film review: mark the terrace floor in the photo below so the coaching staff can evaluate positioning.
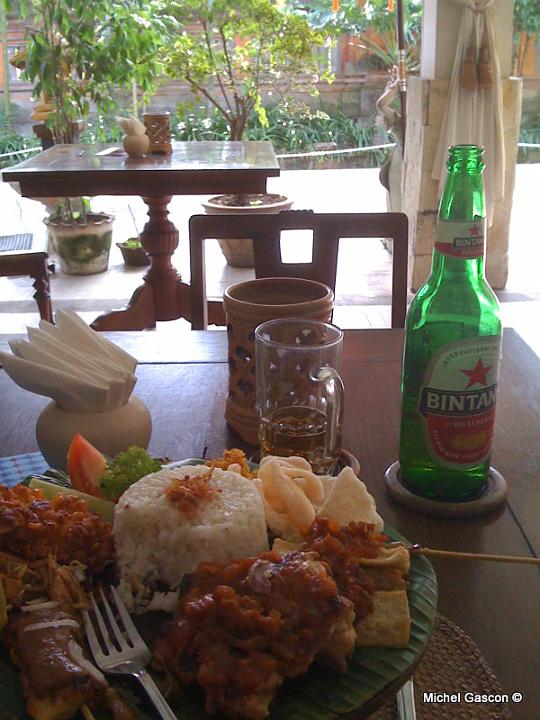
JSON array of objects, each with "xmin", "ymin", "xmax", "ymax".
[{"xmin": 1, "ymin": 163, "xmax": 539, "ymax": 354}]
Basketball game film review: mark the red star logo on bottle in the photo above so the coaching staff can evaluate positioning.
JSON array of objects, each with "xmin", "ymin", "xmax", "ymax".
[
  {"xmin": 468, "ymin": 224, "xmax": 481, "ymax": 237},
  {"xmin": 460, "ymin": 357, "xmax": 492, "ymax": 389}
]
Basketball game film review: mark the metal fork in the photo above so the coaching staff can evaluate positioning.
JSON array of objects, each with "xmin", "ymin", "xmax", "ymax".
[
  {"xmin": 397, "ymin": 678, "xmax": 417, "ymax": 720},
  {"xmin": 83, "ymin": 586, "xmax": 177, "ymax": 720}
]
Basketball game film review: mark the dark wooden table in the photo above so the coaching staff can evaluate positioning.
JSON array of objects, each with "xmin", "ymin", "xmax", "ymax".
[
  {"xmin": 1, "ymin": 327, "xmax": 538, "ymax": 719},
  {"xmin": 3, "ymin": 142, "xmax": 280, "ymax": 331},
  {"xmin": 0, "ymin": 231, "xmax": 52, "ymax": 322}
]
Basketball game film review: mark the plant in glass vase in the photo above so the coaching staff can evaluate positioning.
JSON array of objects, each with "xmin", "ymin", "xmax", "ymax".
[
  {"xmin": 166, "ymin": 0, "xmax": 331, "ymax": 266},
  {"xmin": 17, "ymin": 0, "xmax": 170, "ymax": 273},
  {"xmin": 44, "ymin": 197, "xmax": 115, "ymax": 275}
]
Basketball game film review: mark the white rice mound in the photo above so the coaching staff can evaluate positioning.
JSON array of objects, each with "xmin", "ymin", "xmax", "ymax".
[{"xmin": 114, "ymin": 465, "xmax": 269, "ymax": 612}]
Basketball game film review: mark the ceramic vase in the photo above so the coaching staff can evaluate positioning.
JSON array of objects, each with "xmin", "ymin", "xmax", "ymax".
[{"xmin": 36, "ymin": 395, "xmax": 152, "ymax": 471}]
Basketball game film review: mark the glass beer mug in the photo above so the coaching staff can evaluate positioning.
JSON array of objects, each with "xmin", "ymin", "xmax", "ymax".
[{"xmin": 255, "ymin": 318, "xmax": 344, "ymax": 474}]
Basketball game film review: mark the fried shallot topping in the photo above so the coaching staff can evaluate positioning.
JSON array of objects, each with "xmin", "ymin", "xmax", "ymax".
[
  {"xmin": 165, "ymin": 472, "xmax": 218, "ymax": 516},
  {"xmin": 0, "ymin": 486, "xmax": 113, "ymax": 573},
  {"xmin": 300, "ymin": 517, "xmax": 389, "ymax": 621}
]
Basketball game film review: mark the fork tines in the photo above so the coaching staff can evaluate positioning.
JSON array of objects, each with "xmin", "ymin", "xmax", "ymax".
[{"xmin": 83, "ymin": 586, "xmax": 149, "ymax": 666}]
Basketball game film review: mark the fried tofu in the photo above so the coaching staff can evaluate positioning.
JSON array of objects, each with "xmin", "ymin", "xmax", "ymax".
[
  {"xmin": 273, "ymin": 518, "xmax": 412, "ymax": 649},
  {"xmin": 356, "ymin": 591, "xmax": 411, "ymax": 648}
]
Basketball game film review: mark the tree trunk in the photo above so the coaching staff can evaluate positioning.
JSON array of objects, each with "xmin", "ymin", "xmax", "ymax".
[
  {"xmin": 0, "ymin": 0, "xmax": 10, "ymax": 123},
  {"xmin": 229, "ymin": 124, "xmax": 244, "ymax": 140},
  {"xmin": 229, "ymin": 114, "xmax": 248, "ymax": 141}
]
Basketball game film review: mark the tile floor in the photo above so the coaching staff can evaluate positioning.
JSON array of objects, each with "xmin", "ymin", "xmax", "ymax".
[{"xmin": 1, "ymin": 164, "xmax": 539, "ymax": 354}]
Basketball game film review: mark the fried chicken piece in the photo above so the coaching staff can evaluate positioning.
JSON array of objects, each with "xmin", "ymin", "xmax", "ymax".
[
  {"xmin": 316, "ymin": 599, "xmax": 357, "ymax": 672},
  {"xmin": 154, "ymin": 550, "xmax": 355, "ymax": 720},
  {"xmin": 0, "ymin": 486, "xmax": 113, "ymax": 573}
]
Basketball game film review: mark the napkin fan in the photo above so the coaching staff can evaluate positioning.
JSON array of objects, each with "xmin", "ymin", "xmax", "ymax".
[{"xmin": 0, "ymin": 309, "xmax": 151, "ymax": 470}]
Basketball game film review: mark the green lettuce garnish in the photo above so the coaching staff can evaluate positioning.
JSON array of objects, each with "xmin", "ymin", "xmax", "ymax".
[{"xmin": 99, "ymin": 446, "xmax": 161, "ymax": 501}]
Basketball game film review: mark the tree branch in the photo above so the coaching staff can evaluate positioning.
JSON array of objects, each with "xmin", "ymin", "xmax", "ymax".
[
  {"xmin": 250, "ymin": 31, "xmax": 268, "ymax": 117},
  {"xmin": 202, "ymin": 20, "xmax": 233, "ymax": 114},
  {"xmin": 218, "ymin": 26, "xmax": 242, "ymax": 118},
  {"xmin": 185, "ymin": 72, "xmax": 231, "ymax": 124}
]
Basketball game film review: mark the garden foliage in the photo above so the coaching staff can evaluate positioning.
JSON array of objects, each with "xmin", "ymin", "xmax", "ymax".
[{"xmin": 165, "ymin": 0, "xmax": 331, "ymax": 140}]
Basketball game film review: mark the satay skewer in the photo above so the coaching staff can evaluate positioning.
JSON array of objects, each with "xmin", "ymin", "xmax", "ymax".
[{"xmin": 399, "ymin": 543, "xmax": 540, "ymax": 565}]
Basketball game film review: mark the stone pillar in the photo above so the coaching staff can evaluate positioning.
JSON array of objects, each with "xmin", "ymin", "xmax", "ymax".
[{"xmin": 402, "ymin": 0, "xmax": 522, "ymax": 290}]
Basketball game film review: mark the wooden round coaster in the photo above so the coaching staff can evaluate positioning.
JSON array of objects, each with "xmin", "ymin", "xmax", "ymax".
[
  {"xmin": 339, "ymin": 448, "xmax": 360, "ymax": 476},
  {"xmin": 384, "ymin": 462, "xmax": 508, "ymax": 518}
]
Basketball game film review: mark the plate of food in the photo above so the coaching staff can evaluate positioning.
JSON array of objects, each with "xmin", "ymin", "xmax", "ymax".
[{"xmin": 0, "ymin": 441, "xmax": 437, "ymax": 720}]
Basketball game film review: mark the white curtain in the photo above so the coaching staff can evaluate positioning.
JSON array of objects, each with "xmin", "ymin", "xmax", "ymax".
[{"xmin": 432, "ymin": 0, "xmax": 505, "ymax": 225}]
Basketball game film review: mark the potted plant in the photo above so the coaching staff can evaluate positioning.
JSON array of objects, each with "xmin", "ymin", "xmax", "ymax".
[
  {"xmin": 18, "ymin": 0, "xmax": 169, "ymax": 272},
  {"xmin": 167, "ymin": 0, "xmax": 330, "ymax": 266},
  {"xmin": 116, "ymin": 237, "xmax": 151, "ymax": 267},
  {"xmin": 19, "ymin": 0, "xmax": 169, "ymax": 143},
  {"xmin": 45, "ymin": 198, "xmax": 114, "ymax": 275}
]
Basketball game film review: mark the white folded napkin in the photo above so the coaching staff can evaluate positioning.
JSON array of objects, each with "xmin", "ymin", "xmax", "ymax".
[{"xmin": 0, "ymin": 309, "xmax": 138, "ymax": 412}]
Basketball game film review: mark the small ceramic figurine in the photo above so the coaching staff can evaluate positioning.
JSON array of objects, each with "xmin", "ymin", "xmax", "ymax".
[{"xmin": 116, "ymin": 115, "xmax": 150, "ymax": 158}]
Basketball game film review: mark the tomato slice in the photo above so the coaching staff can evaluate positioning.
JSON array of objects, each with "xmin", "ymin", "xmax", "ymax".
[{"xmin": 66, "ymin": 434, "xmax": 108, "ymax": 497}]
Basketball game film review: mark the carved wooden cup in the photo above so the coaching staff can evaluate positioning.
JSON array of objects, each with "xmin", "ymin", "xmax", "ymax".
[
  {"xmin": 143, "ymin": 112, "xmax": 172, "ymax": 155},
  {"xmin": 223, "ymin": 277, "xmax": 334, "ymax": 445}
]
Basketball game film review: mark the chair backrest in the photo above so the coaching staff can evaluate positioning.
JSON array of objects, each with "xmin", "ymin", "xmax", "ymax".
[{"xmin": 189, "ymin": 209, "xmax": 408, "ymax": 330}]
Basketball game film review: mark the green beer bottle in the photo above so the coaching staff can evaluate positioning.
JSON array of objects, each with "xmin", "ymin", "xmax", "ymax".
[{"xmin": 399, "ymin": 145, "xmax": 502, "ymax": 501}]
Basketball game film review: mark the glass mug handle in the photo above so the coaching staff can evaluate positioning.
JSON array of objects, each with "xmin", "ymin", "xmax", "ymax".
[{"xmin": 314, "ymin": 366, "xmax": 345, "ymax": 465}]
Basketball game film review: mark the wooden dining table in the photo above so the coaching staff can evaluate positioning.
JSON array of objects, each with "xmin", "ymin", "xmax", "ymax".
[
  {"xmin": 3, "ymin": 142, "xmax": 280, "ymax": 331},
  {"xmin": 1, "ymin": 326, "xmax": 539, "ymax": 719}
]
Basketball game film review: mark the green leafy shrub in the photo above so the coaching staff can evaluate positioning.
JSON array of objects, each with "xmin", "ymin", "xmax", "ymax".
[
  {"xmin": 80, "ymin": 116, "xmax": 123, "ymax": 144},
  {"xmin": 119, "ymin": 237, "xmax": 144, "ymax": 249},
  {"xmin": 517, "ymin": 126, "xmax": 540, "ymax": 163},
  {"xmin": 173, "ymin": 103, "xmax": 387, "ymax": 167},
  {"xmin": 0, "ymin": 114, "xmax": 39, "ymax": 168}
]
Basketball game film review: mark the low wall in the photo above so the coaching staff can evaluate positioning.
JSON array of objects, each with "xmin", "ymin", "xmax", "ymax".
[{"xmin": 7, "ymin": 75, "xmax": 390, "ymax": 135}]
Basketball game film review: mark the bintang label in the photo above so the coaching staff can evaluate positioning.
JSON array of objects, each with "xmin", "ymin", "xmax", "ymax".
[
  {"xmin": 418, "ymin": 336, "xmax": 501, "ymax": 468},
  {"xmin": 435, "ymin": 220, "xmax": 486, "ymax": 259}
]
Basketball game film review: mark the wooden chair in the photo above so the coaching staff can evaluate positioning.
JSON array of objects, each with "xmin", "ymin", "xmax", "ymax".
[
  {"xmin": 189, "ymin": 210, "xmax": 408, "ymax": 330},
  {"xmin": 0, "ymin": 234, "xmax": 53, "ymax": 322}
]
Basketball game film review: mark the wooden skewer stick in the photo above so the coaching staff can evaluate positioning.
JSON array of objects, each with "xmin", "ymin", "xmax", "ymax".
[{"xmin": 408, "ymin": 544, "xmax": 540, "ymax": 565}]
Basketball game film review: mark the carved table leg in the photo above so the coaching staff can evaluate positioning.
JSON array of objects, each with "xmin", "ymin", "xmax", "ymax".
[
  {"xmin": 92, "ymin": 195, "xmax": 184, "ymax": 331},
  {"xmin": 140, "ymin": 196, "xmax": 181, "ymax": 321},
  {"xmin": 32, "ymin": 257, "xmax": 53, "ymax": 323},
  {"xmin": 91, "ymin": 283, "xmax": 156, "ymax": 331}
]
